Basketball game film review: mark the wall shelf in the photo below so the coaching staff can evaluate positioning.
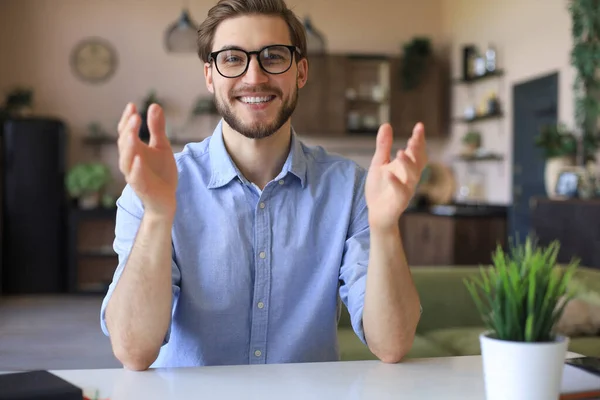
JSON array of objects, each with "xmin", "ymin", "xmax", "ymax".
[
  {"xmin": 453, "ymin": 69, "xmax": 504, "ymax": 84},
  {"xmin": 455, "ymin": 153, "xmax": 504, "ymax": 162},
  {"xmin": 454, "ymin": 111, "xmax": 504, "ymax": 123},
  {"xmin": 83, "ymin": 135, "xmax": 191, "ymax": 146}
]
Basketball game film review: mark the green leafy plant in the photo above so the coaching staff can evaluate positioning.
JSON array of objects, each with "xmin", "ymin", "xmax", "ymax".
[
  {"xmin": 535, "ymin": 124, "xmax": 578, "ymax": 159},
  {"xmin": 464, "ymin": 237, "xmax": 580, "ymax": 342},
  {"xmin": 65, "ymin": 163, "xmax": 111, "ymax": 198},
  {"xmin": 1, "ymin": 87, "xmax": 34, "ymax": 117},
  {"xmin": 462, "ymin": 131, "xmax": 482, "ymax": 147},
  {"xmin": 191, "ymin": 96, "xmax": 217, "ymax": 116},
  {"xmin": 400, "ymin": 37, "xmax": 432, "ymax": 90},
  {"xmin": 569, "ymin": 0, "xmax": 600, "ymax": 164}
]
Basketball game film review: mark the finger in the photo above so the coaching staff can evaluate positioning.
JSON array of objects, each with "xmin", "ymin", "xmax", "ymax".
[
  {"xmin": 118, "ymin": 103, "xmax": 137, "ymax": 134},
  {"xmin": 118, "ymin": 116, "xmax": 142, "ymax": 176},
  {"xmin": 128, "ymin": 154, "xmax": 145, "ymax": 190},
  {"xmin": 388, "ymin": 151, "xmax": 420, "ymax": 189},
  {"xmin": 370, "ymin": 123, "xmax": 393, "ymax": 168},
  {"xmin": 147, "ymin": 104, "xmax": 170, "ymax": 149},
  {"xmin": 405, "ymin": 122, "xmax": 428, "ymax": 171},
  {"xmin": 118, "ymin": 113, "xmax": 140, "ymax": 151}
]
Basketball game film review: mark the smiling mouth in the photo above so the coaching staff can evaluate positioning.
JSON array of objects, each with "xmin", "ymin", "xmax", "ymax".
[{"xmin": 236, "ymin": 95, "xmax": 276, "ymax": 105}]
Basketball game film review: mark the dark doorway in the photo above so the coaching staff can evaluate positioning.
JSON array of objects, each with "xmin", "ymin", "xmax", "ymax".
[{"xmin": 510, "ymin": 72, "xmax": 558, "ymax": 241}]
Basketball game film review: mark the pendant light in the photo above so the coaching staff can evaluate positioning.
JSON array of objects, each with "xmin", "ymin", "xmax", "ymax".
[{"xmin": 165, "ymin": 1, "xmax": 198, "ymax": 53}]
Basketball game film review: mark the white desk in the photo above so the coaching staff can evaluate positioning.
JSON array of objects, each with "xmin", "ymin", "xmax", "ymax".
[{"xmin": 33, "ymin": 353, "xmax": 598, "ymax": 400}]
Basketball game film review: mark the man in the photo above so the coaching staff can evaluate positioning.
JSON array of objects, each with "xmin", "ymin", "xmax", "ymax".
[{"xmin": 101, "ymin": 0, "xmax": 426, "ymax": 371}]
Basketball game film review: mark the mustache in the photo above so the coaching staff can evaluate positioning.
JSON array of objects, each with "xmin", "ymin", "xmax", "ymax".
[{"xmin": 230, "ymin": 84, "xmax": 282, "ymax": 98}]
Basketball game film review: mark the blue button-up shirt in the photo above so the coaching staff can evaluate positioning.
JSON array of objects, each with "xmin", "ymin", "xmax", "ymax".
[{"xmin": 100, "ymin": 120, "xmax": 370, "ymax": 368}]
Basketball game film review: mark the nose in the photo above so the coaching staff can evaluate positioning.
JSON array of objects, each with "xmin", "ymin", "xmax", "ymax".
[{"xmin": 242, "ymin": 55, "xmax": 269, "ymax": 85}]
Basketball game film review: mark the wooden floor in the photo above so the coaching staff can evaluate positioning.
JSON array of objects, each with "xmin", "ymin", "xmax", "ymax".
[{"xmin": 0, "ymin": 295, "xmax": 121, "ymax": 371}]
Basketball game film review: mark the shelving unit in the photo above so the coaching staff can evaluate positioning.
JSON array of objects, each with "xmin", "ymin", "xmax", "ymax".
[
  {"xmin": 452, "ymin": 58, "xmax": 506, "ymax": 203},
  {"xmin": 67, "ymin": 207, "xmax": 117, "ymax": 294},
  {"xmin": 344, "ymin": 54, "xmax": 391, "ymax": 134}
]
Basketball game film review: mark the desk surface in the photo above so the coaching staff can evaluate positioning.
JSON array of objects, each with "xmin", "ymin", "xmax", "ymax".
[{"xmin": 24, "ymin": 353, "xmax": 595, "ymax": 400}]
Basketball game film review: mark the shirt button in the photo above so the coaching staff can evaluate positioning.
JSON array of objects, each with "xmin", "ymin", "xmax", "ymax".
[
  {"xmin": 259, "ymin": 202, "xmax": 265, "ymax": 209},
  {"xmin": 257, "ymin": 302, "xmax": 264, "ymax": 309},
  {"xmin": 254, "ymin": 350, "xmax": 262, "ymax": 357},
  {"xmin": 259, "ymin": 251, "xmax": 266, "ymax": 259},
  {"xmin": 278, "ymin": 179, "xmax": 284, "ymax": 185}
]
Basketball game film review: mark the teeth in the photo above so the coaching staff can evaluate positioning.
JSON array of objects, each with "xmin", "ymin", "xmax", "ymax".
[{"xmin": 240, "ymin": 96, "xmax": 272, "ymax": 104}]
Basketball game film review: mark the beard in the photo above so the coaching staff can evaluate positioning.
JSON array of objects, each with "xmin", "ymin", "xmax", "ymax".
[{"xmin": 214, "ymin": 83, "xmax": 298, "ymax": 140}]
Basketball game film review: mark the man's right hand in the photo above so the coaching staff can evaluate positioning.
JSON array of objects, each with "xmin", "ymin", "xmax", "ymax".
[{"xmin": 117, "ymin": 102, "xmax": 178, "ymax": 218}]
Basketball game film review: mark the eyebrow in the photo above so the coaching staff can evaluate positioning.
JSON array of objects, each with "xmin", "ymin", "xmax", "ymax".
[
  {"xmin": 216, "ymin": 43, "xmax": 290, "ymax": 52},
  {"xmin": 218, "ymin": 45, "xmax": 245, "ymax": 52}
]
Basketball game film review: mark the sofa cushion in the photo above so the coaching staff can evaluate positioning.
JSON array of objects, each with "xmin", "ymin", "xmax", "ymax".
[
  {"xmin": 423, "ymin": 326, "xmax": 487, "ymax": 356},
  {"xmin": 568, "ymin": 337, "xmax": 600, "ymax": 358}
]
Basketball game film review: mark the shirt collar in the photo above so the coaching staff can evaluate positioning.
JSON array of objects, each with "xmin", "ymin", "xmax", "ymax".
[{"xmin": 207, "ymin": 120, "xmax": 307, "ymax": 189}]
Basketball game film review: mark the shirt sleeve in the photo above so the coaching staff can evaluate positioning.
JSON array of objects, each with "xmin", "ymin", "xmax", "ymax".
[
  {"xmin": 99, "ymin": 183, "xmax": 181, "ymax": 346},
  {"xmin": 338, "ymin": 168, "xmax": 370, "ymax": 345}
]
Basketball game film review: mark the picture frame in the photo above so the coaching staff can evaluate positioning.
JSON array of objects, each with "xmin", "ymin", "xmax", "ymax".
[{"xmin": 554, "ymin": 166, "xmax": 586, "ymax": 199}]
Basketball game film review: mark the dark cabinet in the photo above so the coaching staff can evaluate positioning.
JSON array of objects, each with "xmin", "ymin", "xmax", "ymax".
[
  {"xmin": 0, "ymin": 117, "xmax": 68, "ymax": 294},
  {"xmin": 531, "ymin": 198, "xmax": 600, "ymax": 269},
  {"xmin": 400, "ymin": 212, "xmax": 507, "ymax": 266},
  {"xmin": 68, "ymin": 207, "xmax": 117, "ymax": 294}
]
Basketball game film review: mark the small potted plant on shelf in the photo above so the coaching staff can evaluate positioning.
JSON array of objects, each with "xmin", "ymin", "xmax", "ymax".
[
  {"xmin": 464, "ymin": 236, "xmax": 579, "ymax": 400},
  {"xmin": 139, "ymin": 90, "xmax": 163, "ymax": 143},
  {"xmin": 461, "ymin": 130, "xmax": 482, "ymax": 156},
  {"xmin": 65, "ymin": 162, "xmax": 112, "ymax": 209}
]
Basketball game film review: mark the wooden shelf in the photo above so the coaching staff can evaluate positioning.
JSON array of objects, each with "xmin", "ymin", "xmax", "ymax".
[
  {"xmin": 347, "ymin": 128, "xmax": 379, "ymax": 135},
  {"xmin": 455, "ymin": 153, "xmax": 504, "ymax": 162},
  {"xmin": 78, "ymin": 249, "xmax": 117, "ymax": 258},
  {"xmin": 83, "ymin": 135, "xmax": 191, "ymax": 146},
  {"xmin": 453, "ymin": 70, "xmax": 504, "ymax": 84},
  {"xmin": 68, "ymin": 207, "xmax": 118, "ymax": 294},
  {"xmin": 454, "ymin": 111, "xmax": 503, "ymax": 123}
]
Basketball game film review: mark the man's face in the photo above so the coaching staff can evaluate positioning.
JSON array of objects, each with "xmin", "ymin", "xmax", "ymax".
[{"xmin": 204, "ymin": 15, "xmax": 308, "ymax": 139}]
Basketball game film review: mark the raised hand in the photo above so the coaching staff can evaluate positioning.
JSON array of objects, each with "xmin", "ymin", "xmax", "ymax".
[
  {"xmin": 365, "ymin": 122, "xmax": 428, "ymax": 231},
  {"xmin": 117, "ymin": 103, "xmax": 178, "ymax": 217}
]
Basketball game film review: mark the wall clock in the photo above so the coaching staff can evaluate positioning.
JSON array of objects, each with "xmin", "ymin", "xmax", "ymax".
[{"xmin": 70, "ymin": 37, "xmax": 118, "ymax": 84}]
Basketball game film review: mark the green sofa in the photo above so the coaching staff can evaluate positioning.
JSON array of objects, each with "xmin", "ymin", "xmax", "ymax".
[{"xmin": 338, "ymin": 266, "xmax": 600, "ymax": 361}]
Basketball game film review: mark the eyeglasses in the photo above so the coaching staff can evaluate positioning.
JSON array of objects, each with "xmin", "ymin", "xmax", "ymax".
[{"xmin": 208, "ymin": 44, "xmax": 301, "ymax": 78}]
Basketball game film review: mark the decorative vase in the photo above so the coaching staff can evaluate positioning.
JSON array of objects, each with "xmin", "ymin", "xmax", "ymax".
[
  {"xmin": 480, "ymin": 332, "xmax": 569, "ymax": 400},
  {"xmin": 545, "ymin": 156, "xmax": 574, "ymax": 198}
]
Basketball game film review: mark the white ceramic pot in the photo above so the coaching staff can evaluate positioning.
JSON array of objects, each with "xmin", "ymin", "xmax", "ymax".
[
  {"xmin": 480, "ymin": 332, "xmax": 569, "ymax": 400},
  {"xmin": 545, "ymin": 156, "xmax": 574, "ymax": 198}
]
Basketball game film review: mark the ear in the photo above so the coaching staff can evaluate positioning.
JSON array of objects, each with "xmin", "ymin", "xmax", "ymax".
[
  {"xmin": 296, "ymin": 58, "xmax": 308, "ymax": 89},
  {"xmin": 204, "ymin": 62, "xmax": 214, "ymax": 94}
]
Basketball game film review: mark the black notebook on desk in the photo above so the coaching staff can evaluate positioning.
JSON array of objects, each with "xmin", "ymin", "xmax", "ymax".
[{"xmin": 0, "ymin": 370, "xmax": 82, "ymax": 400}]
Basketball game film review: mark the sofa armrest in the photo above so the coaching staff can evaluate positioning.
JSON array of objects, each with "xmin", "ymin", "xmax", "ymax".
[{"xmin": 411, "ymin": 266, "xmax": 486, "ymax": 334}]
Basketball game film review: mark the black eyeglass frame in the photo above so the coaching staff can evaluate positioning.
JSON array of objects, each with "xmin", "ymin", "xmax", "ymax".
[{"xmin": 208, "ymin": 44, "xmax": 302, "ymax": 78}]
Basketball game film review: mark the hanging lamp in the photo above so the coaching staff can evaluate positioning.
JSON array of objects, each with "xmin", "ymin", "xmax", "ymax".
[{"xmin": 165, "ymin": 2, "xmax": 198, "ymax": 53}]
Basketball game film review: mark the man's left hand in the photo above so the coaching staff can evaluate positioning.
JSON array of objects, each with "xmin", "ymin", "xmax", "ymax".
[{"xmin": 365, "ymin": 122, "xmax": 428, "ymax": 231}]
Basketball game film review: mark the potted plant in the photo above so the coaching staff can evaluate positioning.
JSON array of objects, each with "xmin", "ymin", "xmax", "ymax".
[
  {"xmin": 464, "ymin": 237, "xmax": 580, "ymax": 400},
  {"xmin": 461, "ymin": 131, "xmax": 482, "ymax": 156},
  {"xmin": 3, "ymin": 87, "xmax": 34, "ymax": 117},
  {"xmin": 65, "ymin": 162, "xmax": 111, "ymax": 209},
  {"xmin": 139, "ymin": 90, "xmax": 163, "ymax": 143},
  {"xmin": 535, "ymin": 124, "xmax": 578, "ymax": 197}
]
